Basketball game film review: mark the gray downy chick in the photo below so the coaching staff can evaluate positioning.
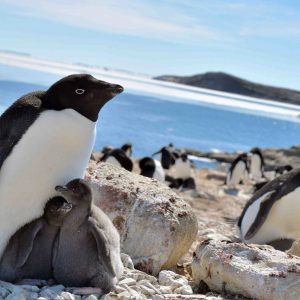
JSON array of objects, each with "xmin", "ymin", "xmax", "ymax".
[
  {"xmin": 53, "ymin": 179, "xmax": 123, "ymax": 293},
  {"xmin": 0, "ymin": 197, "xmax": 72, "ymax": 282}
]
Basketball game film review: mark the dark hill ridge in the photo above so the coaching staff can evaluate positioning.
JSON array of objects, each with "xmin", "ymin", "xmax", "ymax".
[{"xmin": 155, "ymin": 72, "xmax": 300, "ymax": 105}]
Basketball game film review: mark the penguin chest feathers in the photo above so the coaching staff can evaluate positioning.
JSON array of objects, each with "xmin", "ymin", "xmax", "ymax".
[{"xmin": 0, "ymin": 109, "xmax": 96, "ymax": 256}]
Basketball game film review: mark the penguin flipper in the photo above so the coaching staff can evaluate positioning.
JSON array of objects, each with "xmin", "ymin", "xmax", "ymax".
[
  {"xmin": 16, "ymin": 220, "xmax": 44, "ymax": 268},
  {"xmin": 0, "ymin": 92, "xmax": 43, "ymax": 171},
  {"xmin": 88, "ymin": 218, "xmax": 116, "ymax": 276}
]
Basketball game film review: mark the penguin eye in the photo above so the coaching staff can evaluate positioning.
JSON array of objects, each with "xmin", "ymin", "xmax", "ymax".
[{"xmin": 75, "ymin": 89, "xmax": 85, "ymax": 95}]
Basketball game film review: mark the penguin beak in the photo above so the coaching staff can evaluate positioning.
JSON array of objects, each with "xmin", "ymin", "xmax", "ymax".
[
  {"xmin": 106, "ymin": 84, "xmax": 124, "ymax": 95},
  {"xmin": 55, "ymin": 185, "xmax": 69, "ymax": 193}
]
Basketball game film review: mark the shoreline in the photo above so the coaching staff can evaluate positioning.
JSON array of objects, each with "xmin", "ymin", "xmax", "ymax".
[{"xmin": 1, "ymin": 52, "xmax": 300, "ymax": 121}]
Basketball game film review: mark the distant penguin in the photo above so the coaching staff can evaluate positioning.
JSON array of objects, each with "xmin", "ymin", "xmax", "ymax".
[
  {"xmin": 226, "ymin": 153, "xmax": 249, "ymax": 187},
  {"xmin": 0, "ymin": 197, "xmax": 72, "ymax": 282},
  {"xmin": 275, "ymin": 165, "xmax": 293, "ymax": 177},
  {"xmin": 139, "ymin": 157, "xmax": 165, "ymax": 182},
  {"xmin": 238, "ymin": 168, "xmax": 300, "ymax": 250},
  {"xmin": 152, "ymin": 146, "xmax": 176, "ymax": 170},
  {"xmin": 121, "ymin": 143, "xmax": 133, "ymax": 157},
  {"xmin": 249, "ymin": 147, "xmax": 264, "ymax": 180},
  {"xmin": 100, "ymin": 148, "xmax": 133, "ymax": 171},
  {"xmin": 0, "ymin": 74, "xmax": 123, "ymax": 256},
  {"xmin": 54, "ymin": 179, "xmax": 123, "ymax": 293},
  {"xmin": 172, "ymin": 153, "xmax": 192, "ymax": 180}
]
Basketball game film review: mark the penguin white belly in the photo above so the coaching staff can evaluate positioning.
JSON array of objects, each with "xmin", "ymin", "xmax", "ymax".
[
  {"xmin": 241, "ymin": 187, "xmax": 300, "ymax": 244},
  {"xmin": 105, "ymin": 156, "xmax": 122, "ymax": 168},
  {"xmin": 173, "ymin": 159, "xmax": 191, "ymax": 180},
  {"xmin": 227, "ymin": 161, "xmax": 246, "ymax": 186},
  {"xmin": 0, "ymin": 109, "xmax": 96, "ymax": 256},
  {"xmin": 250, "ymin": 155, "xmax": 262, "ymax": 179},
  {"xmin": 153, "ymin": 160, "xmax": 165, "ymax": 182}
]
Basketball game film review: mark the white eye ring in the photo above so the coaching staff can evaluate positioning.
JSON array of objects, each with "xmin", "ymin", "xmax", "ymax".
[{"xmin": 75, "ymin": 89, "xmax": 85, "ymax": 95}]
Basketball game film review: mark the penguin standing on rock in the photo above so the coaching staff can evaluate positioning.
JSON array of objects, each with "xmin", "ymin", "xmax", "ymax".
[
  {"xmin": 0, "ymin": 74, "xmax": 123, "ymax": 257},
  {"xmin": 249, "ymin": 147, "xmax": 264, "ymax": 180},
  {"xmin": 100, "ymin": 148, "xmax": 133, "ymax": 171},
  {"xmin": 121, "ymin": 143, "xmax": 133, "ymax": 157},
  {"xmin": 54, "ymin": 179, "xmax": 123, "ymax": 294},
  {"xmin": 238, "ymin": 168, "xmax": 300, "ymax": 250},
  {"xmin": 226, "ymin": 153, "xmax": 249, "ymax": 187}
]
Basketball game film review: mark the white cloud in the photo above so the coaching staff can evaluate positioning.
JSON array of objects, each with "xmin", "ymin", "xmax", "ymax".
[{"xmin": 1, "ymin": 0, "xmax": 221, "ymax": 42}]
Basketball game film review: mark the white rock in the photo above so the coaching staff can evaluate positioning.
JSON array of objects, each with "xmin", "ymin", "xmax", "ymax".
[
  {"xmin": 192, "ymin": 240, "xmax": 300, "ymax": 300},
  {"xmin": 36, "ymin": 297, "xmax": 48, "ymax": 300},
  {"xmin": 40, "ymin": 289, "xmax": 60, "ymax": 299},
  {"xmin": 152, "ymin": 296, "xmax": 165, "ymax": 300},
  {"xmin": 158, "ymin": 270, "xmax": 188, "ymax": 289},
  {"xmin": 91, "ymin": 163, "xmax": 198, "ymax": 275},
  {"xmin": 173, "ymin": 285, "xmax": 193, "ymax": 295},
  {"xmin": 118, "ymin": 278, "xmax": 136, "ymax": 286},
  {"xmin": 5, "ymin": 292, "xmax": 26, "ymax": 300},
  {"xmin": 158, "ymin": 286, "xmax": 172, "ymax": 294},
  {"xmin": 137, "ymin": 280, "xmax": 161, "ymax": 294},
  {"xmin": 0, "ymin": 287, "xmax": 9, "ymax": 298},
  {"xmin": 120, "ymin": 253, "xmax": 134, "ymax": 270},
  {"xmin": 84, "ymin": 295, "xmax": 98, "ymax": 300},
  {"xmin": 61, "ymin": 291, "xmax": 75, "ymax": 300},
  {"xmin": 117, "ymin": 291, "xmax": 131, "ymax": 300},
  {"xmin": 139, "ymin": 284, "xmax": 156, "ymax": 296}
]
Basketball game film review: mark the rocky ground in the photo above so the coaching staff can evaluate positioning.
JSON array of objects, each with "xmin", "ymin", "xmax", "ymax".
[{"xmin": 2, "ymin": 147, "xmax": 300, "ymax": 300}]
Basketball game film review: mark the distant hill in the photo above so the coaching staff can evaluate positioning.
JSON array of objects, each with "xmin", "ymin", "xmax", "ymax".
[{"xmin": 155, "ymin": 72, "xmax": 300, "ymax": 105}]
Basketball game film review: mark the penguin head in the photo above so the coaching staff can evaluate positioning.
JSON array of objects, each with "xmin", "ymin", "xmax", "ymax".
[
  {"xmin": 44, "ymin": 196, "xmax": 73, "ymax": 225},
  {"xmin": 42, "ymin": 74, "xmax": 123, "ymax": 122},
  {"xmin": 121, "ymin": 143, "xmax": 133, "ymax": 156},
  {"xmin": 55, "ymin": 178, "xmax": 92, "ymax": 206}
]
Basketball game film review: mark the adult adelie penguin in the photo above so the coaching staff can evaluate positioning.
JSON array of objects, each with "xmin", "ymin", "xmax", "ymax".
[
  {"xmin": 226, "ymin": 153, "xmax": 249, "ymax": 187},
  {"xmin": 100, "ymin": 148, "xmax": 133, "ymax": 171},
  {"xmin": 238, "ymin": 168, "xmax": 300, "ymax": 250},
  {"xmin": 139, "ymin": 157, "xmax": 165, "ymax": 182},
  {"xmin": 0, "ymin": 74, "xmax": 123, "ymax": 256},
  {"xmin": 249, "ymin": 147, "xmax": 264, "ymax": 180}
]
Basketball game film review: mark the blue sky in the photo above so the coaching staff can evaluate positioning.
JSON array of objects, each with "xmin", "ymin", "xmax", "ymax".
[{"xmin": 0, "ymin": 0, "xmax": 300, "ymax": 90}]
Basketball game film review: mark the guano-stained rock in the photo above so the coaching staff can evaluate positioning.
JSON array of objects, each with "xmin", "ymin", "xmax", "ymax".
[
  {"xmin": 192, "ymin": 240, "xmax": 300, "ymax": 300},
  {"xmin": 89, "ymin": 162, "xmax": 198, "ymax": 275}
]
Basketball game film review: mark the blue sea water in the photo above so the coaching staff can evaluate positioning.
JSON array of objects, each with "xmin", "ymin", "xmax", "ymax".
[{"xmin": 1, "ymin": 65, "xmax": 300, "ymax": 164}]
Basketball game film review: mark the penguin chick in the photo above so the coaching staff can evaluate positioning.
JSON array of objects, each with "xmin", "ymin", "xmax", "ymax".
[
  {"xmin": 53, "ymin": 179, "xmax": 123, "ymax": 293},
  {"xmin": 0, "ymin": 197, "xmax": 72, "ymax": 282}
]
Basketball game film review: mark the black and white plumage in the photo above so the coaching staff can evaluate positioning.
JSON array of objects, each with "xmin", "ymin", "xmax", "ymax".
[
  {"xmin": 100, "ymin": 148, "xmax": 133, "ymax": 171},
  {"xmin": 152, "ymin": 146, "xmax": 176, "ymax": 170},
  {"xmin": 249, "ymin": 147, "xmax": 264, "ymax": 180},
  {"xmin": 0, "ymin": 74, "xmax": 123, "ymax": 257},
  {"xmin": 238, "ymin": 168, "xmax": 300, "ymax": 248},
  {"xmin": 54, "ymin": 179, "xmax": 123, "ymax": 292},
  {"xmin": 226, "ymin": 153, "xmax": 249, "ymax": 187},
  {"xmin": 139, "ymin": 157, "xmax": 165, "ymax": 182},
  {"xmin": 275, "ymin": 165, "xmax": 293, "ymax": 177},
  {"xmin": 121, "ymin": 143, "xmax": 133, "ymax": 157}
]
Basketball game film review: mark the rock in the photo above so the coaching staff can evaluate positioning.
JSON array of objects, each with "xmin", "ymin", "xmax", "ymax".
[
  {"xmin": 17, "ymin": 285, "xmax": 39, "ymax": 293},
  {"xmin": 158, "ymin": 270, "xmax": 188, "ymax": 290},
  {"xmin": 173, "ymin": 285, "xmax": 193, "ymax": 295},
  {"xmin": 118, "ymin": 278, "xmax": 136, "ymax": 286},
  {"xmin": 152, "ymin": 295, "xmax": 210, "ymax": 299},
  {"xmin": 5, "ymin": 292, "xmax": 26, "ymax": 300},
  {"xmin": 90, "ymin": 163, "xmax": 198, "ymax": 275},
  {"xmin": 158, "ymin": 286, "xmax": 172, "ymax": 294},
  {"xmin": 84, "ymin": 296, "xmax": 98, "ymax": 300},
  {"xmin": 39, "ymin": 288, "xmax": 61, "ymax": 299},
  {"xmin": 120, "ymin": 253, "xmax": 134, "ymax": 269},
  {"xmin": 0, "ymin": 288, "xmax": 9, "ymax": 298},
  {"xmin": 61, "ymin": 291, "xmax": 76, "ymax": 300},
  {"xmin": 286, "ymin": 239, "xmax": 300, "ymax": 257},
  {"xmin": 192, "ymin": 240, "xmax": 300, "ymax": 300}
]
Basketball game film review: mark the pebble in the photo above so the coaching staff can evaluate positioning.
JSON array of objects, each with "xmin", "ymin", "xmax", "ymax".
[
  {"xmin": 61, "ymin": 291, "xmax": 76, "ymax": 300},
  {"xmin": 158, "ymin": 270, "xmax": 188, "ymax": 289},
  {"xmin": 174, "ymin": 285, "xmax": 193, "ymax": 295},
  {"xmin": 0, "ymin": 287, "xmax": 9, "ymax": 298},
  {"xmin": 5, "ymin": 292, "xmax": 26, "ymax": 300},
  {"xmin": 84, "ymin": 296, "xmax": 98, "ymax": 300},
  {"xmin": 40, "ymin": 288, "xmax": 61, "ymax": 299},
  {"xmin": 158, "ymin": 286, "xmax": 172, "ymax": 294},
  {"xmin": 118, "ymin": 278, "xmax": 136, "ymax": 286},
  {"xmin": 120, "ymin": 254, "xmax": 134, "ymax": 270},
  {"xmin": 17, "ymin": 285, "xmax": 39, "ymax": 293}
]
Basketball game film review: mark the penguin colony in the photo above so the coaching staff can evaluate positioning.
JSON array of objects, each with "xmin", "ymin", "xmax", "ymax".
[
  {"xmin": 0, "ymin": 74, "xmax": 123, "ymax": 292},
  {"xmin": 1, "ymin": 72, "xmax": 299, "ymax": 293}
]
